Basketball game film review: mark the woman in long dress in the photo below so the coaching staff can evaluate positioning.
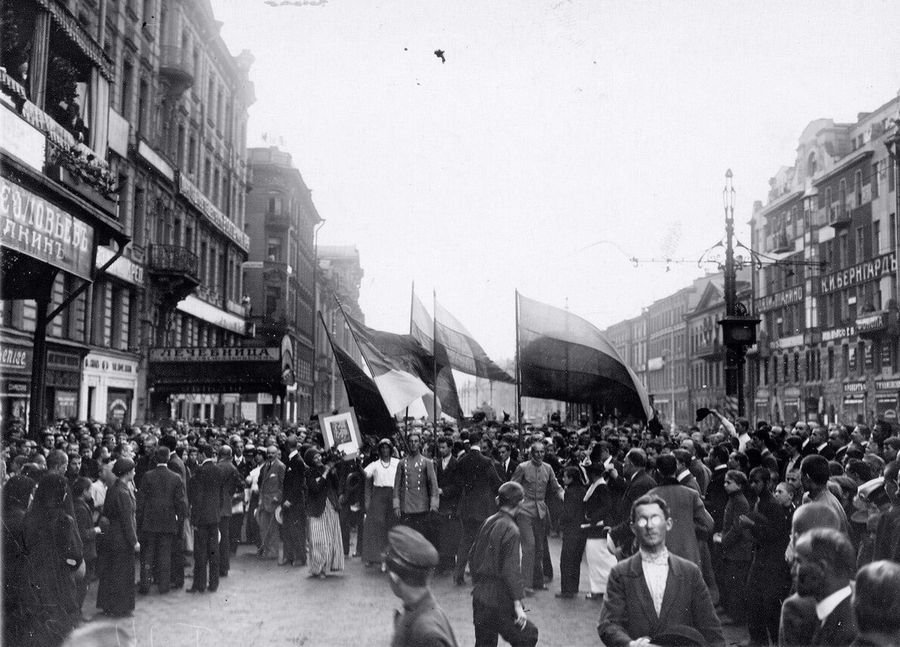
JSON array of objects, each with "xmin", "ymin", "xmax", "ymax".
[
  {"xmin": 361, "ymin": 439, "xmax": 399, "ymax": 565},
  {"xmin": 96, "ymin": 458, "xmax": 139, "ymax": 617},
  {"xmin": 304, "ymin": 448, "xmax": 344, "ymax": 577},
  {"xmin": 21, "ymin": 473, "xmax": 83, "ymax": 647}
]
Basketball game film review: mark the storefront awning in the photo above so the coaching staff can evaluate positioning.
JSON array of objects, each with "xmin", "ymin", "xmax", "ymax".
[{"xmin": 148, "ymin": 346, "xmax": 288, "ymax": 394}]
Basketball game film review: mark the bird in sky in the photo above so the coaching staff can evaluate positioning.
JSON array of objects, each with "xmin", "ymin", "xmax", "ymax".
[{"xmin": 434, "ymin": 49, "xmax": 446, "ymax": 63}]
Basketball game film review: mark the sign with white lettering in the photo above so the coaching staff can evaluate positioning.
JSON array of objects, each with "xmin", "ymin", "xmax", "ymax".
[
  {"xmin": 821, "ymin": 325, "xmax": 856, "ymax": 343},
  {"xmin": 0, "ymin": 342, "xmax": 32, "ymax": 372},
  {"xmin": 819, "ymin": 253, "xmax": 897, "ymax": 295},
  {"xmin": 0, "ymin": 175, "xmax": 94, "ymax": 279},
  {"xmin": 755, "ymin": 286, "xmax": 804, "ymax": 312},
  {"xmin": 177, "ymin": 172, "xmax": 249, "ymax": 250},
  {"xmin": 96, "ymin": 245, "xmax": 144, "ymax": 285},
  {"xmin": 149, "ymin": 347, "xmax": 279, "ymax": 362},
  {"xmin": 875, "ymin": 379, "xmax": 900, "ymax": 391},
  {"xmin": 843, "ymin": 381, "xmax": 867, "ymax": 394}
]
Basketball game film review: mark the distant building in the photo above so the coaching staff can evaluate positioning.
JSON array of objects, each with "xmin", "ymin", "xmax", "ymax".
[{"xmin": 244, "ymin": 146, "xmax": 322, "ymax": 423}]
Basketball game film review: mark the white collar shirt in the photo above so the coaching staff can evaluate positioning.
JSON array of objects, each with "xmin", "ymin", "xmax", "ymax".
[
  {"xmin": 815, "ymin": 586, "xmax": 852, "ymax": 624},
  {"xmin": 639, "ymin": 548, "xmax": 670, "ymax": 616}
]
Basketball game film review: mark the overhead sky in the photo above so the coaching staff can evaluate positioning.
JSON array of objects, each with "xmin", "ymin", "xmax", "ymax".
[{"xmin": 211, "ymin": 0, "xmax": 900, "ymax": 363}]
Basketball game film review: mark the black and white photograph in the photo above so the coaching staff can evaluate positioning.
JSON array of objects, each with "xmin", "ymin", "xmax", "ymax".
[{"xmin": 3, "ymin": 0, "xmax": 900, "ymax": 645}]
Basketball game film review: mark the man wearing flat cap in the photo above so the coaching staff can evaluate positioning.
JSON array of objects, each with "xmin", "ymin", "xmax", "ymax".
[{"xmin": 386, "ymin": 525, "xmax": 458, "ymax": 647}]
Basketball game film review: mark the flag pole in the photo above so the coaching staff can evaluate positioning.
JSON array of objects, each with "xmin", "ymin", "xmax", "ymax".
[
  {"xmin": 515, "ymin": 290, "xmax": 523, "ymax": 453},
  {"xmin": 432, "ymin": 289, "xmax": 438, "ymax": 425},
  {"xmin": 409, "ymin": 281, "xmax": 415, "ymax": 335}
]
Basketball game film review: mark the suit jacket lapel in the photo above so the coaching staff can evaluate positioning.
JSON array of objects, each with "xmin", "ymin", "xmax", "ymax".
[
  {"xmin": 657, "ymin": 556, "xmax": 682, "ymax": 627},
  {"xmin": 630, "ymin": 557, "xmax": 660, "ymax": 631}
]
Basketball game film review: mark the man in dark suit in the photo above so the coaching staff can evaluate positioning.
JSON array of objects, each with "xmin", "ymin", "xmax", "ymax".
[
  {"xmin": 453, "ymin": 434, "xmax": 502, "ymax": 585},
  {"xmin": 434, "ymin": 435, "xmax": 460, "ymax": 573},
  {"xmin": 608, "ymin": 448, "xmax": 656, "ymax": 556},
  {"xmin": 216, "ymin": 445, "xmax": 244, "ymax": 577},
  {"xmin": 161, "ymin": 435, "xmax": 189, "ymax": 589},
  {"xmin": 791, "ymin": 527, "xmax": 857, "ymax": 646},
  {"xmin": 647, "ymin": 455, "xmax": 713, "ymax": 565},
  {"xmin": 704, "ymin": 444, "xmax": 730, "ymax": 596},
  {"xmin": 137, "ymin": 446, "xmax": 186, "ymax": 594},
  {"xmin": 598, "ymin": 493, "xmax": 725, "ymax": 647},
  {"xmin": 494, "ymin": 442, "xmax": 518, "ymax": 482},
  {"xmin": 280, "ymin": 435, "xmax": 307, "ymax": 566},
  {"xmin": 188, "ymin": 445, "xmax": 223, "ymax": 593}
]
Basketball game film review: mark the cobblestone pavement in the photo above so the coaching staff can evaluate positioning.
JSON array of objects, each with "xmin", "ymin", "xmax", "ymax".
[{"xmin": 74, "ymin": 535, "xmax": 749, "ymax": 647}]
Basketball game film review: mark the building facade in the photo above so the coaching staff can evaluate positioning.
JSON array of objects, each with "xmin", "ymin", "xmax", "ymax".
[
  {"xmin": 1, "ymin": 0, "xmax": 257, "ymax": 430},
  {"xmin": 244, "ymin": 145, "xmax": 321, "ymax": 423}
]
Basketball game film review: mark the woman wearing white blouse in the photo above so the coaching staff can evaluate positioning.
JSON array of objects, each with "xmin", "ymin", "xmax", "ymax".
[{"xmin": 361, "ymin": 439, "xmax": 400, "ymax": 565}]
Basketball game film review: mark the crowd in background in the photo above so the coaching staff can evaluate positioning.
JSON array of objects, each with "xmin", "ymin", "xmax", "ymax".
[{"xmin": 3, "ymin": 410, "xmax": 900, "ymax": 646}]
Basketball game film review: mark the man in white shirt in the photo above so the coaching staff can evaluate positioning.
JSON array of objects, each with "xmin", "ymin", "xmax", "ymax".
[
  {"xmin": 598, "ymin": 494, "xmax": 724, "ymax": 647},
  {"xmin": 790, "ymin": 527, "xmax": 857, "ymax": 646}
]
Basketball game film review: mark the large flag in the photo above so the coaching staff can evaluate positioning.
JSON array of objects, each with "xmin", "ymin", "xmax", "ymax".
[
  {"xmin": 409, "ymin": 293, "xmax": 464, "ymax": 420},
  {"xmin": 517, "ymin": 293, "xmax": 653, "ymax": 420},
  {"xmin": 433, "ymin": 299, "xmax": 514, "ymax": 383},
  {"xmin": 338, "ymin": 307, "xmax": 433, "ymax": 415},
  {"xmin": 319, "ymin": 316, "xmax": 397, "ymax": 439}
]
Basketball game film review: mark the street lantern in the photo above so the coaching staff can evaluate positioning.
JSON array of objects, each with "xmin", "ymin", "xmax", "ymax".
[{"xmin": 718, "ymin": 169, "xmax": 760, "ymax": 417}]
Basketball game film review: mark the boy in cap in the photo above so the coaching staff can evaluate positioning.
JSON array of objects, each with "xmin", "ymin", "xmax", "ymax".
[
  {"xmin": 386, "ymin": 525, "xmax": 458, "ymax": 647},
  {"xmin": 469, "ymin": 481, "xmax": 539, "ymax": 647}
]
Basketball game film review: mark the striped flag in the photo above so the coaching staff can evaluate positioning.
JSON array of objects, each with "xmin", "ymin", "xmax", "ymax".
[
  {"xmin": 517, "ymin": 293, "xmax": 652, "ymax": 420},
  {"xmin": 409, "ymin": 293, "xmax": 464, "ymax": 420},
  {"xmin": 434, "ymin": 299, "xmax": 514, "ymax": 383}
]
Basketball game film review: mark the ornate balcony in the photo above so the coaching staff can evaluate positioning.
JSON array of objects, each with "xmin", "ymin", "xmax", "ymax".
[
  {"xmin": 148, "ymin": 244, "xmax": 200, "ymax": 303},
  {"xmin": 265, "ymin": 209, "xmax": 292, "ymax": 230},
  {"xmin": 159, "ymin": 47, "xmax": 194, "ymax": 97}
]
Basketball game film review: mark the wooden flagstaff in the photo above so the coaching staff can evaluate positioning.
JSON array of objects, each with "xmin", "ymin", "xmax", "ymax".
[
  {"xmin": 432, "ymin": 289, "xmax": 439, "ymax": 425},
  {"xmin": 515, "ymin": 290, "xmax": 523, "ymax": 452}
]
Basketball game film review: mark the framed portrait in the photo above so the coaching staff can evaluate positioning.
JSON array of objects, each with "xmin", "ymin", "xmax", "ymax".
[{"xmin": 321, "ymin": 408, "xmax": 363, "ymax": 460}]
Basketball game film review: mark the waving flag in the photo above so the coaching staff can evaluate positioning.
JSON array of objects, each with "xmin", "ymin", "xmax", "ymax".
[
  {"xmin": 517, "ymin": 292, "xmax": 652, "ymax": 420},
  {"xmin": 319, "ymin": 315, "xmax": 397, "ymax": 438},
  {"xmin": 409, "ymin": 292, "xmax": 464, "ymax": 420},
  {"xmin": 433, "ymin": 299, "xmax": 514, "ymax": 383}
]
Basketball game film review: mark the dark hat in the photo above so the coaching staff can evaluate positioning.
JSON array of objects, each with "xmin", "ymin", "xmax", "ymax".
[
  {"xmin": 112, "ymin": 457, "xmax": 135, "ymax": 477},
  {"xmin": 303, "ymin": 447, "xmax": 320, "ymax": 465},
  {"xmin": 385, "ymin": 526, "xmax": 438, "ymax": 585},
  {"xmin": 651, "ymin": 625, "xmax": 707, "ymax": 647},
  {"xmin": 377, "ymin": 438, "xmax": 393, "ymax": 447}
]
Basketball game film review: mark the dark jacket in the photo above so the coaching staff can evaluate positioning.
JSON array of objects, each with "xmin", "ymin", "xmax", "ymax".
[
  {"xmin": 455, "ymin": 449, "xmax": 502, "ymax": 524},
  {"xmin": 582, "ymin": 479, "xmax": 616, "ymax": 539},
  {"xmin": 391, "ymin": 590, "xmax": 458, "ymax": 647},
  {"xmin": 102, "ymin": 479, "xmax": 138, "ymax": 552},
  {"xmin": 648, "ymin": 481, "xmax": 714, "ymax": 564},
  {"xmin": 217, "ymin": 460, "xmax": 244, "ymax": 518},
  {"xmin": 137, "ymin": 463, "xmax": 186, "ymax": 535},
  {"xmin": 435, "ymin": 455, "xmax": 460, "ymax": 515},
  {"xmin": 282, "ymin": 451, "xmax": 307, "ymax": 509},
  {"xmin": 598, "ymin": 552, "xmax": 725, "ymax": 647},
  {"xmin": 720, "ymin": 490, "xmax": 753, "ymax": 561},
  {"xmin": 704, "ymin": 466, "xmax": 730, "ymax": 533},
  {"xmin": 74, "ymin": 496, "xmax": 99, "ymax": 561},
  {"xmin": 811, "ymin": 593, "xmax": 858, "ymax": 647},
  {"xmin": 469, "ymin": 510, "xmax": 525, "ymax": 610},
  {"xmin": 559, "ymin": 483, "xmax": 587, "ymax": 533},
  {"xmin": 189, "ymin": 460, "xmax": 224, "ymax": 525},
  {"xmin": 494, "ymin": 457, "xmax": 518, "ymax": 483},
  {"xmin": 306, "ymin": 464, "xmax": 340, "ymax": 517},
  {"xmin": 609, "ymin": 469, "xmax": 657, "ymax": 550}
]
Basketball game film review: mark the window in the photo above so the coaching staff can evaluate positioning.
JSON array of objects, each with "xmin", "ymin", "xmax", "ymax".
[
  {"xmin": 121, "ymin": 60, "xmax": 133, "ymax": 117},
  {"xmin": 873, "ymin": 220, "xmax": 881, "ymax": 255},
  {"xmin": 137, "ymin": 78, "xmax": 149, "ymax": 137},
  {"xmin": 772, "ymin": 356, "xmax": 778, "ymax": 385},
  {"xmin": 826, "ymin": 187, "xmax": 833, "ymax": 219},
  {"xmin": 839, "ymin": 232, "xmax": 849, "ymax": 267},
  {"xmin": 828, "ymin": 347, "xmax": 835, "ymax": 379},
  {"xmin": 856, "ymin": 227, "xmax": 865, "ymax": 263},
  {"xmin": 188, "ymin": 136, "xmax": 197, "ymax": 176},
  {"xmin": 855, "ymin": 170, "xmax": 863, "ymax": 206},
  {"xmin": 133, "ymin": 183, "xmax": 145, "ymax": 247},
  {"xmin": 839, "ymin": 179, "xmax": 847, "ymax": 215},
  {"xmin": 267, "ymin": 237, "xmax": 282, "ymax": 261},
  {"xmin": 892, "ymin": 214, "xmax": 898, "ymax": 251},
  {"xmin": 873, "ymin": 162, "xmax": 880, "ymax": 199},
  {"xmin": 794, "ymin": 352, "xmax": 800, "ymax": 382}
]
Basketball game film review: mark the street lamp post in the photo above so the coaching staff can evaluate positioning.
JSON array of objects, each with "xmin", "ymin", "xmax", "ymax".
[{"xmin": 719, "ymin": 169, "xmax": 760, "ymax": 418}]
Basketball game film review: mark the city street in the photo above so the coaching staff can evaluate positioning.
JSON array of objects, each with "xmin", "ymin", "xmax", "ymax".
[{"xmin": 76, "ymin": 534, "xmax": 748, "ymax": 647}]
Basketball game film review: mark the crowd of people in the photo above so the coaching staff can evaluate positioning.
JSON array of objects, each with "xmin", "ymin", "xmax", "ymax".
[{"xmin": 3, "ymin": 410, "xmax": 900, "ymax": 646}]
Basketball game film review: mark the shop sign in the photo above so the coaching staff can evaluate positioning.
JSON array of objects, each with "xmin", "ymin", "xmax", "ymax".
[
  {"xmin": 843, "ymin": 396, "xmax": 866, "ymax": 405},
  {"xmin": 864, "ymin": 343, "xmax": 874, "ymax": 368},
  {"xmin": 177, "ymin": 172, "xmax": 249, "ymax": 250},
  {"xmin": 149, "ymin": 347, "xmax": 279, "ymax": 362},
  {"xmin": 819, "ymin": 252, "xmax": 896, "ymax": 295},
  {"xmin": 856, "ymin": 312, "xmax": 888, "ymax": 334},
  {"xmin": 772, "ymin": 333, "xmax": 804, "ymax": 350},
  {"xmin": 0, "ymin": 342, "xmax": 32, "ymax": 372},
  {"xmin": 755, "ymin": 286, "xmax": 804, "ymax": 312},
  {"xmin": 875, "ymin": 379, "xmax": 900, "ymax": 391},
  {"xmin": 96, "ymin": 246, "xmax": 144, "ymax": 285},
  {"xmin": 136, "ymin": 141, "xmax": 175, "ymax": 182},
  {"xmin": 843, "ymin": 381, "xmax": 867, "ymax": 394},
  {"xmin": 0, "ymin": 103, "xmax": 45, "ymax": 172},
  {"xmin": 882, "ymin": 343, "xmax": 893, "ymax": 368},
  {"xmin": 821, "ymin": 325, "xmax": 856, "ymax": 343},
  {"xmin": 83, "ymin": 355, "xmax": 137, "ymax": 375},
  {"xmin": 0, "ymin": 176, "xmax": 94, "ymax": 280}
]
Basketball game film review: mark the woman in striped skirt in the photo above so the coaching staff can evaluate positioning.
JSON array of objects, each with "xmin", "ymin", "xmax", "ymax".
[{"xmin": 304, "ymin": 448, "xmax": 344, "ymax": 578}]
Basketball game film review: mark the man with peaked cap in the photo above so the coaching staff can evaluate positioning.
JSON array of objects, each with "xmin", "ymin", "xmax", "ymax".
[{"xmin": 386, "ymin": 525, "xmax": 458, "ymax": 647}]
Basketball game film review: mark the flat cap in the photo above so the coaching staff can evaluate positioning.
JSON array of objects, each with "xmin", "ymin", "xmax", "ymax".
[{"xmin": 385, "ymin": 525, "xmax": 438, "ymax": 585}]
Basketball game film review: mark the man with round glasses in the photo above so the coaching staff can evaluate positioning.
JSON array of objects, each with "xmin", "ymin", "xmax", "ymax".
[{"xmin": 598, "ymin": 494, "xmax": 724, "ymax": 647}]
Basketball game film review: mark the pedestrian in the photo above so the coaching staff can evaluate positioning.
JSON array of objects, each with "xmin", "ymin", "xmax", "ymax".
[
  {"xmin": 362, "ymin": 439, "xmax": 400, "ymax": 566},
  {"xmin": 608, "ymin": 448, "xmax": 657, "ymax": 558},
  {"xmin": 216, "ymin": 445, "xmax": 243, "ymax": 576},
  {"xmin": 510, "ymin": 440, "xmax": 564, "ymax": 594},
  {"xmin": 3, "ymin": 474, "xmax": 36, "ymax": 645},
  {"xmin": 96, "ymin": 457, "xmax": 139, "ymax": 618},
  {"xmin": 21, "ymin": 473, "xmax": 83, "ymax": 647},
  {"xmin": 72, "ymin": 476, "xmax": 101, "ymax": 616},
  {"xmin": 582, "ymin": 461, "xmax": 618, "ymax": 602},
  {"xmin": 187, "ymin": 445, "xmax": 223, "ymax": 593},
  {"xmin": 304, "ymin": 447, "xmax": 344, "ymax": 578},
  {"xmin": 434, "ymin": 435, "xmax": 461, "ymax": 573},
  {"xmin": 556, "ymin": 465, "xmax": 587, "ymax": 599},
  {"xmin": 256, "ymin": 444, "xmax": 285, "ymax": 560},
  {"xmin": 386, "ymin": 525, "xmax": 458, "ymax": 647},
  {"xmin": 453, "ymin": 433, "xmax": 502, "ymax": 586},
  {"xmin": 136, "ymin": 446, "xmax": 186, "ymax": 595},
  {"xmin": 647, "ymin": 454, "xmax": 714, "ymax": 565},
  {"xmin": 851, "ymin": 560, "xmax": 900, "ymax": 647},
  {"xmin": 280, "ymin": 435, "xmax": 308, "ymax": 566},
  {"xmin": 714, "ymin": 469, "xmax": 752, "ymax": 625},
  {"xmin": 469, "ymin": 481, "xmax": 539, "ymax": 647},
  {"xmin": 597, "ymin": 493, "xmax": 725, "ymax": 647},
  {"xmin": 393, "ymin": 431, "xmax": 440, "ymax": 540},
  {"xmin": 791, "ymin": 527, "xmax": 858, "ymax": 646}
]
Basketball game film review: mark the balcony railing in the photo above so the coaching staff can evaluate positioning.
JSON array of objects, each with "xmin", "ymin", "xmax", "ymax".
[
  {"xmin": 148, "ymin": 244, "xmax": 199, "ymax": 281},
  {"xmin": 265, "ymin": 210, "xmax": 292, "ymax": 229},
  {"xmin": 159, "ymin": 46, "xmax": 194, "ymax": 95}
]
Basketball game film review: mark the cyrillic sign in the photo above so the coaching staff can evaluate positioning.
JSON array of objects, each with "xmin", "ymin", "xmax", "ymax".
[
  {"xmin": 177, "ymin": 172, "xmax": 249, "ymax": 250},
  {"xmin": 819, "ymin": 253, "xmax": 896, "ymax": 295},
  {"xmin": 149, "ymin": 347, "xmax": 279, "ymax": 362},
  {"xmin": 755, "ymin": 286, "xmax": 804, "ymax": 312},
  {"xmin": 0, "ymin": 175, "xmax": 94, "ymax": 279}
]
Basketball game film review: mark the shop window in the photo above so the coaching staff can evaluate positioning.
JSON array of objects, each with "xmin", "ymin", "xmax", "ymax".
[{"xmin": 828, "ymin": 347, "xmax": 835, "ymax": 380}]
